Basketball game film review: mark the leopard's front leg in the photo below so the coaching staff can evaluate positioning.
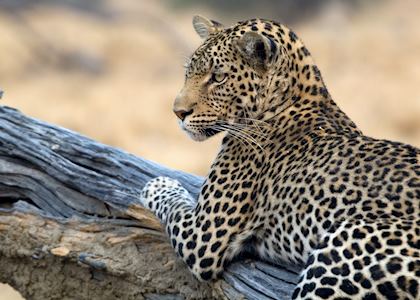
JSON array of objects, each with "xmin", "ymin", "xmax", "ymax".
[{"xmin": 141, "ymin": 176, "xmax": 251, "ymax": 281}]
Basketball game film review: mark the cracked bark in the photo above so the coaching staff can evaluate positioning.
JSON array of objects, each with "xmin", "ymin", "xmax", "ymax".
[{"xmin": 0, "ymin": 105, "xmax": 300, "ymax": 300}]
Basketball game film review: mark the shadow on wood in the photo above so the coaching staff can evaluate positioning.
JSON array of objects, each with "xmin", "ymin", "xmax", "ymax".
[{"xmin": 0, "ymin": 106, "xmax": 300, "ymax": 299}]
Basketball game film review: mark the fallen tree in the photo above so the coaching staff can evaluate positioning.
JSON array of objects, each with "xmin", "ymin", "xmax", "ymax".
[{"xmin": 0, "ymin": 105, "xmax": 301, "ymax": 300}]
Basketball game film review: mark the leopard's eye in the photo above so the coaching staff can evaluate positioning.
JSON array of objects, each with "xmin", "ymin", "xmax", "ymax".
[{"xmin": 211, "ymin": 73, "xmax": 226, "ymax": 83}]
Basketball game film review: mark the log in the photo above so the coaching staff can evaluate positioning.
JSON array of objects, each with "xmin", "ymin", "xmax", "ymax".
[{"xmin": 0, "ymin": 105, "xmax": 301, "ymax": 299}]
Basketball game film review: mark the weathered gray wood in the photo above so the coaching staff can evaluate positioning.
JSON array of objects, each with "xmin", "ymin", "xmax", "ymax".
[{"xmin": 0, "ymin": 105, "xmax": 301, "ymax": 299}]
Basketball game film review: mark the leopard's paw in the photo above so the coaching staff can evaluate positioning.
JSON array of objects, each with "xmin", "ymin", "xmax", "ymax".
[{"xmin": 140, "ymin": 176, "xmax": 187, "ymax": 212}]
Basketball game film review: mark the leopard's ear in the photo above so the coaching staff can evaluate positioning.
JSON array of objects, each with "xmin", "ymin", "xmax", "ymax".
[
  {"xmin": 192, "ymin": 15, "xmax": 224, "ymax": 39},
  {"xmin": 235, "ymin": 31, "xmax": 278, "ymax": 72}
]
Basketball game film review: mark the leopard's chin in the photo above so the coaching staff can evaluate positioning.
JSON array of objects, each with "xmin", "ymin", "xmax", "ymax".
[
  {"xmin": 186, "ymin": 130, "xmax": 209, "ymax": 142},
  {"xmin": 183, "ymin": 127, "xmax": 222, "ymax": 142}
]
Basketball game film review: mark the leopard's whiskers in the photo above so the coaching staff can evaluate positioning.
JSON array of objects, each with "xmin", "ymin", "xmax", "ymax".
[{"xmin": 214, "ymin": 122, "xmax": 265, "ymax": 152}]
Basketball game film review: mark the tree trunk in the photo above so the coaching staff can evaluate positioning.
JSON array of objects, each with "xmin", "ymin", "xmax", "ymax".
[{"xmin": 0, "ymin": 105, "xmax": 300, "ymax": 300}]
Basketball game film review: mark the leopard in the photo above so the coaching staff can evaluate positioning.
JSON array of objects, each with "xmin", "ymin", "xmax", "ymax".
[{"xmin": 140, "ymin": 15, "xmax": 420, "ymax": 299}]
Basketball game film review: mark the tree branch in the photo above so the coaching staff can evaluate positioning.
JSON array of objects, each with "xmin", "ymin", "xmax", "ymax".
[{"xmin": 0, "ymin": 105, "xmax": 300, "ymax": 299}]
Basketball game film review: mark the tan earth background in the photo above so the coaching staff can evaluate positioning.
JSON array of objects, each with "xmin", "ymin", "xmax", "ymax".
[{"xmin": 1, "ymin": 0, "xmax": 419, "ymax": 298}]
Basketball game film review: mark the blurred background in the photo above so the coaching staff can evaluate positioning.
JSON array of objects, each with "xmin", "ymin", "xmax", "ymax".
[{"xmin": 0, "ymin": 0, "xmax": 419, "ymax": 298}]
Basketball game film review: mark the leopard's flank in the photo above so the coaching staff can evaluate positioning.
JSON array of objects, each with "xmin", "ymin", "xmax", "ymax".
[{"xmin": 141, "ymin": 16, "xmax": 419, "ymax": 299}]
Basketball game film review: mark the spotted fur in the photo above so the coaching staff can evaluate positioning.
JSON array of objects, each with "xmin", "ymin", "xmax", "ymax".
[{"xmin": 141, "ymin": 16, "xmax": 420, "ymax": 299}]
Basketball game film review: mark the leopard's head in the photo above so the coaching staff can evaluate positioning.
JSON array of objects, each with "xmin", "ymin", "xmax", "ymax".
[{"xmin": 174, "ymin": 16, "xmax": 310, "ymax": 141}]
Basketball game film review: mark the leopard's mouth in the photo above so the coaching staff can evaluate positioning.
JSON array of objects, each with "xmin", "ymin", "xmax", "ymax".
[
  {"xmin": 203, "ymin": 127, "xmax": 221, "ymax": 137},
  {"xmin": 179, "ymin": 116, "xmax": 224, "ymax": 141}
]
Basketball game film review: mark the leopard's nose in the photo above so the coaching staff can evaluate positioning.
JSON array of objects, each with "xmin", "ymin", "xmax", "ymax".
[{"xmin": 174, "ymin": 109, "xmax": 193, "ymax": 121}]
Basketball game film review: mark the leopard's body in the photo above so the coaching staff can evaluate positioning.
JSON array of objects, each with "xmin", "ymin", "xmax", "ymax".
[{"xmin": 141, "ymin": 16, "xmax": 420, "ymax": 299}]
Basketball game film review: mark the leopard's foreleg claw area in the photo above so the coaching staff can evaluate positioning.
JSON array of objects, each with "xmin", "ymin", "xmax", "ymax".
[{"xmin": 140, "ymin": 176, "xmax": 191, "ymax": 222}]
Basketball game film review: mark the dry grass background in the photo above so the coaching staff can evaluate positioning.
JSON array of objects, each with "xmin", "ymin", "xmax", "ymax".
[{"xmin": 0, "ymin": 0, "xmax": 419, "ymax": 298}]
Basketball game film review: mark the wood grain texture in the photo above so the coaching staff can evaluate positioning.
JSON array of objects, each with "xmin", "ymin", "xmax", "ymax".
[{"xmin": 0, "ymin": 106, "xmax": 300, "ymax": 299}]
